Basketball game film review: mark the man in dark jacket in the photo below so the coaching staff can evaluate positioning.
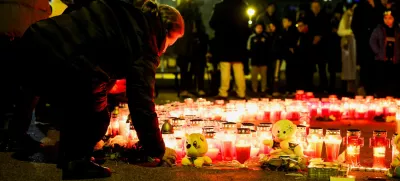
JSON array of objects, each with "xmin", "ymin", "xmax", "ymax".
[
  {"xmin": 305, "ymin": 1, "xmax": 330, "ymax": 92},
  {"xmin": 12, "ymin": 0, "xmax": 183, "ymax": 179},
  {"xmin": 351, "ymin": 0, "xmax": 384, "ymax": 94},
  {"xmin": 256, "ymin": 3, "xmax": 280, "ymax": 31},
  {"xmin": 209, "ymin": 0, "xmax": 251, "ymax": 99}
]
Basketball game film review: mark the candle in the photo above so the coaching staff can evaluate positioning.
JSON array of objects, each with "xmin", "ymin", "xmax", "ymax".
[
  {"xmin": 307, "ymin": 128, "xmax": 324, "ymax": 158},
  {"xmin": 250, "ymin": 147, "xmax": 260, "ymax": 157},
  {"xmin": 373, "ymin": 147, "xmax": 386, "ymax": 168},
  {"xmin": 304, "ymin": 146, "xmax": 316, "ymax": 158},
  {"xmin": 222, "ymin": 141, "xmax": 234, "ymax": 161},
  {"xmin": 345, "ymin": 129, "xmax": 364, "ymax": 166},
  {"xmin": 206, "ymin": 147, "xmax": 219, "ymax": 160},
  {"xmin": 236, "ymin": 143, "xmax": 251, "ymax": 164},
  {"xmin": 370, "ymin": 130, "xmax": 389, "ymax": 168},
  {"xmin": 324, "ymin": 129, "xmax": 342, "ymax": 162}
]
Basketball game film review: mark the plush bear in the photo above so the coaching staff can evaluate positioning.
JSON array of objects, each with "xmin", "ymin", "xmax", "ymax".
[
  {"xmin": 181, "ymin": 133, "xmax": 212, "ymax": 168},
  {"xmin": 388, "ymin": 134, "xmax": 400, "ymax": 177},
  {"xmin": 263, "ymin": 120, "xmax": 303, "ymax": 158}
]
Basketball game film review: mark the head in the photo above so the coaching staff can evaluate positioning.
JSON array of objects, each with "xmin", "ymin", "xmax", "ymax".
[
  {"xmin": 185, "ymin": 133, "xmax": 208, "ymax": 157},
  {"xmin": 271, "ymin": 120, "xmax": 297, "ymax": 142},
  {"xmin": 267, "ymin": 23, "xmax": 277, "ymax": 33},
  {"xmin": 384, "ymin": 10, "xmax": 395, "ymax": 27},
  {"xmin": 142, "ymin": 1, "xmax": 185, "ymax": 55},
  {"xmin": 266, "ymin": 3, "xmax": 276, "ymax": 16},
  {"xmin": 254, "ymin": 24, "xmax": 264, "ymax": 34},
  {"xmin": 310, "ymin": 1, "xmax": 321, "ymax": 15},
  {"xmin": 282, "ymin": 17, "xmax": 293, "ymax": 29},
  {"xmin": 296, "ymin": 19, "xmax": 308, "ymax": 33}
]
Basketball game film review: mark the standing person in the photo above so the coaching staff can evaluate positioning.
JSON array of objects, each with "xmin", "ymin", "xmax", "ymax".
[
  {"xmin": 280, "ymin": 16, "xmax": 299, "ymax": 95},
  {"xmin": 247, "ymin": 23, "xmax": 268, "ymax": 95},
  {"xmin": 209, "ymin": 0, "xmax": 250, "ymax": 100},
  {"xmin": 351, "ymin": 0, "xmax": 385, "ymax": 95},
  {"xmin": 265, "ymin": 22, "xmax": 281, "ymax": 97},
  {"xmin": 0, "ymin": 0, "xmax": 51, "ymax": 147},
  {"xmin": 12, "ymin": 0, "xmax": 184, "ymax": 179},
  {"xmin": 256, "ymin": 2, "xmax": 280, "ymax": 30},
  {"xmin": 190, "ymin": 22, "xmax": 209, "ymax": 96},
  {"xmin": 327, "ymin": 10, "xmax": 342, "ymax": 93},
  {"xmin": 338, "ymin": 3, "xmax": 358, "ymax": 96},
  {"xmin": 293, "ymin": 19, "xmax": 314, "ymax": 91},
  {"xmin": 306, "ymin": 0, "xmax": 330, "ymax": 92},
  {"xmin": 174, "ymin": 0, "xmax": 204, "ymax": 97},
  {"xmin": 370, "ymin": 10, "xmax": 400, "ymax": 97}
]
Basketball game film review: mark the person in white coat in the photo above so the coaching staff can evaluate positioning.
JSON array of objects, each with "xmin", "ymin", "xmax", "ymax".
[{"xmin": 338, "ymin": 3, "xmax": 357, "ymax": 95}]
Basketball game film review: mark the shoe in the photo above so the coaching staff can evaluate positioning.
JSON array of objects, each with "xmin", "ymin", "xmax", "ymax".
[
  {"xmin": 234, "ymin": 96, "xmax": 246, "ymax": 100},
  {"xmin": 198, "ymin": 90, "xmax": 206, "ymax": 97},
  {"xmin": 214, "ymin": 95, "xmax": 228, "ymax": 101},
  {"xmin": 180, "ymin": 90, "xmax": 190, "ymax": 98},
  {"xmin": 62, "ymin": 160, "xmax": 111, "ymax": 180},
  {"xmin": 272, "ymin": 92, "xmax": 281, "ymax": 97}
]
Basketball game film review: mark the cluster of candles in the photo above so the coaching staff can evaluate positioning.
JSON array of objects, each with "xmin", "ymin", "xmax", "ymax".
[{"xmin": 105, "ymin": 95, "xmax": 400, "ymax": 168}]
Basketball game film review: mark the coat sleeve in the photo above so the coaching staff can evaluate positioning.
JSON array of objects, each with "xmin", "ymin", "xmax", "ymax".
[
  {"xmin": 369, "ymin": 27, "xmax": 380, "ymax": 55},
  {"xmin": 338, "ymin": 17, "xmax": 352, "ymax": 37},
  {"xmin": 351, "ymin": 6, "xmax": 362, "ymax": 39},
  {"xmin": 126, "ymin": 54, "xmax": 165, "ymax": 159}
]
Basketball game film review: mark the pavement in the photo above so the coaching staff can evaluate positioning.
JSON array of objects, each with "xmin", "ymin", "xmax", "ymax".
[{"xmin": 0, "ymin": 91, "xmax": 398, "ymax": 181}]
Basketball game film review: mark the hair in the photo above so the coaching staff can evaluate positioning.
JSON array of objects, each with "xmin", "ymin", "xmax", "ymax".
[
  {"xmin": 142, "ymin": 1, "xmax": 184, "ymax": 38},
  {"xmin": 254, "ymin": 23, "xmax": 264, "ymax": 30},
  {"xmin": 297, "ymin": 18, "xmax": 307, "ymax": 25}
]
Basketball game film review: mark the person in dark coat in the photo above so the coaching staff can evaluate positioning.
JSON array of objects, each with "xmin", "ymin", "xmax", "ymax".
[
  {"xmin": 327, "ymin": 10, "xmax": 343, "ymax": 93},
  {"xmin": 292, "ymin": 19, "xmax": 314, "ymax": 91},
  {"xmin": 265, "ymin": 22, "xmax": 281, "ymax": 96},
  {"xmin": 256, "ymin": 2, "xmax": 280, "ymax": 31},
  {"xmin": 351, "ymin": 0, "xmax": 385, "ymax": 95},
  {"xmin": 11, "ymin": 1, "xmax": 184, "ymax": 179},
  {"xmin": 174, "ymin": 0, "xmax": 205, "ymax": 97},
  {"xmin": 370, "ymin": 10, "xmax": 400, "ymax": 97},
  {"xmin": 209, "ymin": 0, "xmax": 250, "ymax": 99},
  {"xmin": 279, "ymin": 16, "xmax": 299, "ymax": 94},
  {"xmin": 305, "ymin": 1, "xmax": 331, "ymax": 92},
  {"xmin": 247, "ymin": 23, "xmax": 268, "ymax": 94}
]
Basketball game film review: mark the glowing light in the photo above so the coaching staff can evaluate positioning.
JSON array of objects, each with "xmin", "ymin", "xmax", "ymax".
[{"xmin": 247, "ymin": 8, "xmax": 255, "ymax": 16}]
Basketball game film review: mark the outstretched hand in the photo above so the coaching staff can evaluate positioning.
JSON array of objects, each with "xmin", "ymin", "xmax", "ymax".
[{"xmin": 162, "ymin": 147, "xmax": 177, "ymax": 166}]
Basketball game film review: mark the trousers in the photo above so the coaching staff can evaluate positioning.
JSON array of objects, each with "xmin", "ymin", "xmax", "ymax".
[{"xmin": 218, "ymin": 62, "xmax": 246, "ymax": 98}]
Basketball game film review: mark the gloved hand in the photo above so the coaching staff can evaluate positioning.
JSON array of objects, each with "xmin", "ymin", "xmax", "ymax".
[
  {"xmin": 109, "ymin": 79, "xmax": 126, "ymax": 94},
  {"xmin": 162, "ymin": 147, "xmax": 177, "ymax": 166}
]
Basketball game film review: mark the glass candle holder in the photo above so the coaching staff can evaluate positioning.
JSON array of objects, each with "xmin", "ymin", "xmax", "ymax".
[
  {"xmin": 172, "ymin": 118, "xmax": 186, "ymax": 126},
  {"xmin": 110, "ymin": 113, "xmax": 120, "ymax": 137},
  {"xmin": 295, "ymin": 90, "xmax": 305, "ymax": 100},
  {"xmin": 221, "ymin": 122, "xmax": 237, "ymax": 161},
  {"xmin": 370, "ymin": 130, "xmax": 390, "ymax": 168},
  {"xmin": 344, "ymin": 129, "xmax": 364, "ymax": 166},
  {"xmin": 162, "ymin": 133, "xmax": 177, "ymax": 149},
  {"xmin": 329, "ymin": 101, "xmax": 342, "ymax": 120},
  {"xmin": 236, "ymin": 128, "xmax": 252, "ymax": 164},
  {"xmin": 202, "ymin": 126, "xmax": 215, "ymax": 134},
  {"xmin": 306, "ymin": 92, "xmax": 314, "ymax": 100},
  {"xmin": 175, "ymin": 137, "xmax": 184, "ymax": 163},
  {"xmin": 188, "ymin": 119, "xmax": 203, "ymax": 134},
  {"xmin": 307, "ymin": 127, "xmax": 324, "ymax": 158},
  {"xmin": 241, "ymin": 123, "xmax": 255, "ymax": 131},
  {"xmin": 321, "ymin": 98, "xmax": 330, "ymax": 117},
  {"xmin": 355, "ymin": 104, "xmax": 367, "ymax": 120},
  {"xmin": 324, "ymin": 129, "xmax": 342, "ymax": 162},
  {"xmin": 296, "ymin": 125, "xmax": 308, "ymax": 150},
  {"xmin": 392, "ymin": 133, "xmax": 399, "ymax": 163},
  {"xmin": 173, "ymin": 125, "xmax": 185, "ymax": 139},
  {"xmin": 205, "ymin": 132, "xmax": 220, "ymax": 161},
  {"xmin": 257, "ymin": 125, "xmax": 272, "ymax": 154},
  {"xmin": 368, "ymin": 103, "xmax": 377, "ymax": 120},
  {"xmin": 309, "ymin": 98, "xmax": 319, "ymax": 118}
]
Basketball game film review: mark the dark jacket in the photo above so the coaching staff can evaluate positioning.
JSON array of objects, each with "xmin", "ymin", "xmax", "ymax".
[
  {"xmin": 277, "ymin": 26, "xmax": 298, "ymax": 61},
  {"xmin": 209, "ymin": 0, "xmax": 250, "ymax": 62},
  {"xmin": 370, "ymin": 24, "xmax": 400, "ymax": 64},
  {"xmin": 294, "ymin": 32, "xmax": 314, "ymax": 65},
  {"xmin": 174, "ymin": 1, "xmax": 203, "ymax": 57},
  {"xmin": 247, "ymin": 32, "xmax": 268, "ymax": 66},
  {"xmin": 256, "ymin": 11, "xmax": 280, "ymax": 29},
  {"xmin": 19, "ymin": 0, "xmax": 165, "ymax": 158}
]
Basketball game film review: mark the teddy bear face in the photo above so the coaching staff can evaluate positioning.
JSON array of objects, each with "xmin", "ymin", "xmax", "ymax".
[
  {"xmin": 271, "ymin": 120, "xmax": 297, "ymax": 142},
  {"xmin": 185, "ymin": 133, "xmax": 208, "ymax": 158}
]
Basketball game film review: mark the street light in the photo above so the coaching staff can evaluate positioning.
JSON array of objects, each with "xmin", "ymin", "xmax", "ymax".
[{"xmin": 247, "ymin": 8, "xmax": 255, "ymax": 25}]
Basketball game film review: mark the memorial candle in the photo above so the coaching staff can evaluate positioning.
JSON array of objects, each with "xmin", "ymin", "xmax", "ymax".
[
  {"xmin": 344, "ymin": 129, "xmax": 364, "ymax": 166},
  {"xmin": 221, "ymin": 122, "xmax": 237, "ymax": 161},
  {"xmin": 235, "ymin": 128, "xmax": 252, "ymax": 164},
  {"xmin": 307, "ymin": 128, "xmax": 324, "ymax": 158},
  {"xmin": 368, "ymin": 104, "xmax": 377, "ymax": 120},
  {"xmin": 324, "ymin": 129, "xmax": 342, "ymax": 162},
  {"xmin": 321, "ymin": 98, "xmax": 330, "ymax": 117},
  {"xmin": 370, "ymin": 130, "xmax": 389, "ymax": 168},
  {"xmin": 257, "ymin": 124, "xmax": 272, "ymax": 154},
  {"xmin": 355, "ymin": 104, "xmax": 367, "ymax": 120},
  {"xmin": 205, "ymin": 132, "xmax": 220, "ymax": 161}
]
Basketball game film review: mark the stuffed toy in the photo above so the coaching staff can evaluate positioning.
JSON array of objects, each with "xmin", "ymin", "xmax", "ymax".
[
  {"xmin": 182, "ymin": 133, "xmax": 212, "ymax": 168},
  {"xmin": 263, "ymin": 120, "xmax": 303, "ymax": 158},
  {"xmin": 388, "ymin": 134, "xmax": 400, "ymax": 177}
]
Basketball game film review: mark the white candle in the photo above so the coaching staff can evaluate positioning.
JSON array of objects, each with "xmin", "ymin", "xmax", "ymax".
[
  {"xmin": 206, "ymin": 148, "xmax": 219, "ymax": 160},
  {"xmin": 251, "ymin": 147, "xmax": 260, "ymax": 157}
]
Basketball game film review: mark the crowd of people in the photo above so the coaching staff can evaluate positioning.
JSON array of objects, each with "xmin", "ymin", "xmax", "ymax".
[{"xmin": 174, "ymin": 0, "xmax": 400, "ymax": 99}]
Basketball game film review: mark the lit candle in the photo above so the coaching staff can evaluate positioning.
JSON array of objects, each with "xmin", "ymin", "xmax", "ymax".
[
  {"xmin": 303, "ymin": 145, "xmax": 316, "ymax": 158},
  {"xmin": 345, "ymin": 129, "xmax": 364, "ymax": 166},
  {"xmin": 324, "ymin": 129, "xmax": 342, "ymax": 162},
  {"xmin": 235, "ymin": 128, "xmax": 252, "ymax": 164},
  {"xmin": 250, "ymin": 147, "xmax": 260, "ymax": 157},
  {"xmin": 307, "ymin": 128, "xmax": 324, "ymax": 158},
  {"xmin": 370, "ymin": 130, "xmax": 389, "ymax": 168}
]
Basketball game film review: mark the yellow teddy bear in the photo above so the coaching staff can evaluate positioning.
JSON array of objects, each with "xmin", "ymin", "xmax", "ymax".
[
  {"xmin": 263, "ymin": 120, "xmax": 303, "ymax": 158},
  {"xmin": 182, "ymin": 133, "xmax": 212, "ymax": 168}
]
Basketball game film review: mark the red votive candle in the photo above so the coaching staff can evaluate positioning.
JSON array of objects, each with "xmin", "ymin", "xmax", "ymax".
[
  {"xmin": 370, "ymin": 130, "xmax": 389, "ymax": 168},
  {"xmin": 235, "ymin": 128, "xmax": 252, "ymax": 164}
]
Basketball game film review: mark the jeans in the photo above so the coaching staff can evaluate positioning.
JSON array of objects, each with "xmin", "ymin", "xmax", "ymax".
[{"xmin": 218, "ymin": 62, "xmax": 246, "ymax": 97}]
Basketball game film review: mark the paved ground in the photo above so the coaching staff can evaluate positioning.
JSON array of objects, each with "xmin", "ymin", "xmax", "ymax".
[{"xmin": 0, "ymin": 91, "xmax": 397, "ymax": 181}]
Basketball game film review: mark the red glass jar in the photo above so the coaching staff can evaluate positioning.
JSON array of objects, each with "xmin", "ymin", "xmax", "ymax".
[
  {"xmin": 306, "ymin": 92, "xmax": 314, "ymax": 100},
  {"xmin": 324, "ymin": 129, "xmax": 342, "ymax": 162},
  {"xmin": 295, "ymin": 90, "xmax": 305, "ymax": 100},
  {"xmin": 257, "ymin": 125, "xmax": 272, "ymax": 154},
  {"xmin": 369, "ymin": 130, "xmax": 390, "ymax": 168},
  {"xmin": 205, "ymin": 132, "xmax": 221, "ymax": 161},
  {"xmin": 221, "ymin": 122, "xmax": 237, "ymax": 161},
  {"xmin": 344, "ymin": 129, "xmax": 364, "ymax": 166},
  {"xmin": 307, "ymin": 127, "xmax": 324, "ymax": 158},
  {"xmin": 321, "ymin": 98, "xmax": 330, "ymax": 117},
  {"xmin": 235, "ymin": 128, "xmax": 252, "ymax": 164}
]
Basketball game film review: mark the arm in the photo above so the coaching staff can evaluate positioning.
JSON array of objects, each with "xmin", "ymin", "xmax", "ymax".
[
  {"xmin": 126, "ymin": 54, "xmax": 165, "ymax": 159},
  {"xmin": 369, "ymin": 28, "xmax": 380, "ymax": 55},
  {"xmin": 247, "ymin": 34, "xmax": 254, "ymax": 51},
  {"xmin": 338, "ymin": 16, "xmax": 352, "ymax": 37}
]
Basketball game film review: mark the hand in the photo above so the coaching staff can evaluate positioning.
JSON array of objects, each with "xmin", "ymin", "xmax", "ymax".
[
  {"xmin": 109, "ymin": 79, "xmax": 126, "ymax": 94},
  {"xmin": 162, "ymin": 147, "xmax": 177, "ymax": 166},
  {"xmin": 289, "ymin": 48, "xmax": 294, "ymax": 54},
  {"xmin": 313, "ymin": 36, "xmax": 321, "ymax": 45}
]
